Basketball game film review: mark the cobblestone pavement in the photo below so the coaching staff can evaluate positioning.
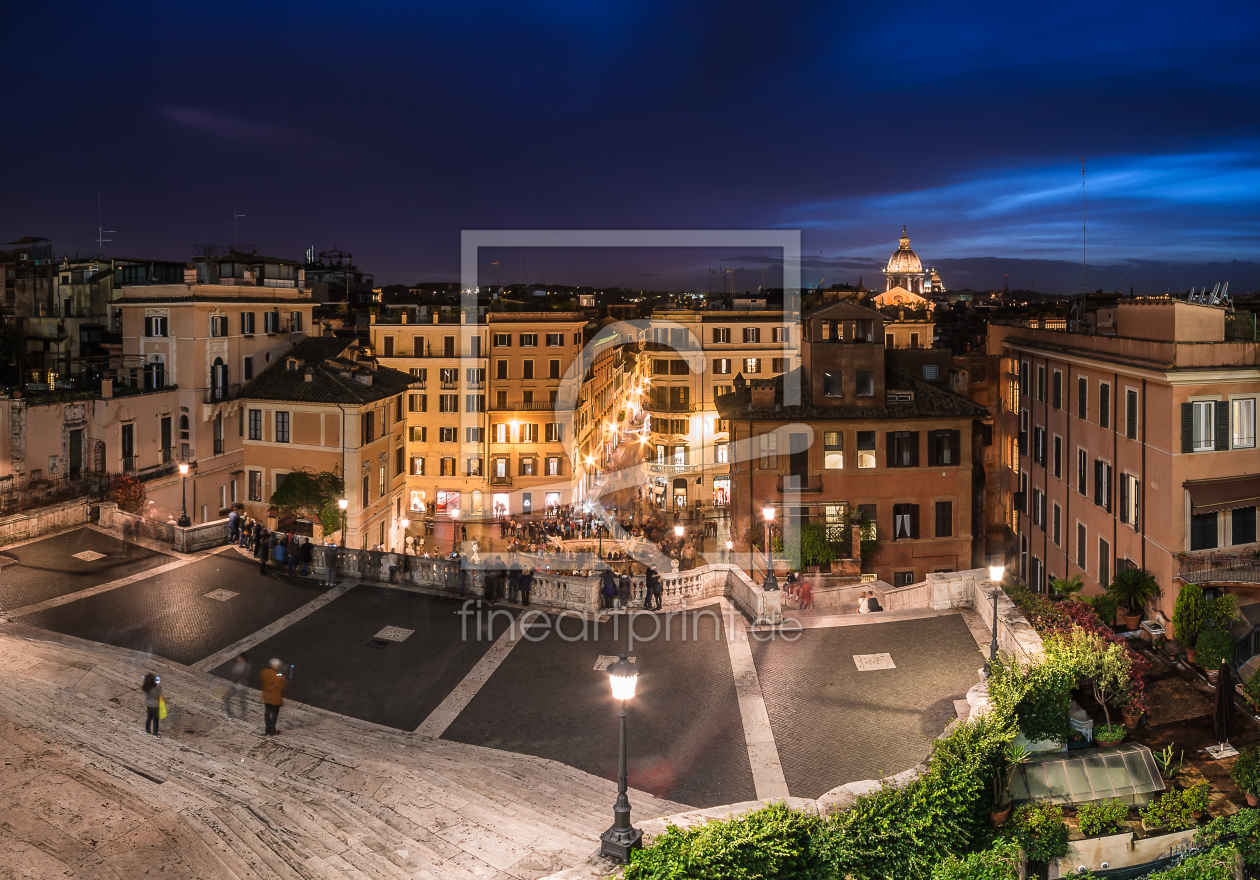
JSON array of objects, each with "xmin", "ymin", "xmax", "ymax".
[
  {"xmin": 210, "ymin": 587, "xmax": 515, "ymax": 732},
  {"xmin": 751, "ymin": 614, "xmax": 981, "ymax": 799},
  {"xmin": 442, "ymin": 608, "xmax": 757, "ymax": 808},
  {"xmin": 0, "ymin": 527, "xmax": 171, "ymax": 612},
  {"xmin": 17, "ymin": 551, "xmax": 328, "ymax": 666},
  {"xmin": 1139, "ymin": 646, "xmax": 1213, "ymax": 726}
]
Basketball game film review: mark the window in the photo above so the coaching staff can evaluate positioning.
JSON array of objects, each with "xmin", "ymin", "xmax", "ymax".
[
  {"xmin": 928, "ymin": 430, "xmax": 960, "ymax": 466},
  {"xmin": 412, "ymin": 457, "xmax": 425, "ymax": 475},
  {"xmin": 522, "ymin": 423, "xmax": 538, "ymax": 442},
  {"xmin": 823, "ymin": 371, "xmax": 843, "ymax": 397},
  {"xmin": 715, "ymin": 442, "xmax": 728, "ymax": 463},
  {"xmin": 744, "ymin": 358, "xmax": 761, "ymax": 374},
  {"xmin": 1119, "ymin": 473, "xmax": 1140, "ymax": 528},
  {"xmin": 443, "ymin": 336, "xmax": 455, "ymax": 357},
  {"xmin": 409, "ymin": 393, "xmax": 426, "ymax": 413},
  {"xmin": 494, "ymin": 458, "xmax": 507, "ymax": 478},
  {"xmin": 248, "ymin": 409, "xmax": 262, "ymax": 441},
  {"xmin": 713, "ymin": 358, "xmax": 731, "ymax": 374},
  {"xmin": 1234, "ymin": 507, "xmax": 1257, "ymax": 546},
  {"xmin": 241, "ymin": 312, "xmax": 255, "ymax": 334},
  {"xmin": 545, "ymin": 423, "xmax": 564, "ymax": 442},
  {"xmin": 465, "ymin": 394, "xmax": 484, "ymax": 412},
  {"xmin": 395, "ymin": 445, "xmax": 405, "ymax": 477},
  {"xmin": 493, "ymin": 423, "xmax": 508, "ymax": 443},
  {"xmin": 439, "ymin": 394, "xmax": 458, "ymax": 413},
  {"xmin": 1077, "ymin": 376, "xmax": 1087, "ymax": 419},
  {"xmin": 1020, "ymin": 361, "xmax": 1029, "ymax": 395},
  {"xmin": 743, "ymin": 327, "xmax": 760, "ymax": 343},
  {"xmin": 546, "ymin": 456, "xmax": 561, "ymax": 476},
  {"xmin": 243, "ymin": 355, "xmax": 254, "ymax": 381},
  {"xmin": 1191, "ymin": 401, "xmax": 1216, "ymax": 451},
  {"xmin": 910, "ymin": 333, "xmax": 920, "ymax": 348},
  {"xmin": 495, "ymin": 390, "xmax": 507, "ymax": 409},
  {"xmin": 1099, "ymin": 383, "xmax": 1110, "ymax": 428},
  {"xmin": 546, "ymin": 333, "xmax": 563, "ymax": 347},
  {"xmin": 1093, "ymin": 460, "xmax": 1112, "ymax": 511},
  {"xmin": 856, "ymin": 371, "xmax": 874, "ymax": 396},
  {"xmin": 892, "ymin": 503, "xmax": 919, "ymax": 540},
  {"xmin": 1032, "ymin": 489, "xmax": 1045, "ymax": 529},
  {"xmin": 144, "ymin": 315, "xmax": 168, "ymax": 337},
  {"xmin": 522, "ymin": 360, "xmax": 534, "ymax": 380},
  {"xmin": 924, "ymin": 364, "xmax": 939, "ymax": 381},
  {"xmin": 410, "ymin": 426, "xmax": 426, "ymax": 442},
  {"xmin": 466, "ymin": 426, "xmax": 483, "ymax": 443},
  {"xmin": 466, "ymin": 457, "xmax": 483, "ymax": 477},
  {"xmin": 440, "ymin": 426, "xmax": 456, "ymax": 442},
  {"xmin": 494, "ymin": 333, "xmax": 510, "ymax": 347},
  {"xmin": 1052, "ymin": 503, "xmax": 1061, "ymax": 546},
  {"xmin": 1099, "ymin": 538, "xmax": 1110, "ymax": 587},
  {"xmin": 361, "ymin": 411, "xmax": 375, "ymax": 444},
  {"xmin": 1053, "ymin": 436, "xmax": 1062, "ymax": 478},
  {"xmin": 1033, "ymin": 426, "xmax": 1046, "ymax": 466},
  {"xmin": 496, "ymin": 359, "xmax": 508, "ymax": 379},
  {"xmin": 1036, "ymin": 366, "xmax": 1046, "ymax": 402},
  {"xmin": 973, "ymin": 364, "xmax": 987, "ymax": 383},
  {"xmin": 823, "ymin": 431, "xmax": 843, "ymax": 468},
  {"xmin": 1077, "ymin": 523, "xmax": 1086, "ymax": 567},
  {"xmin": 549, "ymin": 360, "xmax": 560, "ymax": 379},
  {"xmin": 1125, "ymin": 389, "xmax": 1139, "ymax": 439},
  {"xmin": 519, "ymin": 456, "xmax": 536, "ymax": 476},
  {"xmin": 758, "ymin": 432, "xmax": 778, "ymax": 468},
  {"xmin": 211, "ymin": 315, "xmax": 228, "ymax": 337},
  {"xmin": 520, "ymin": 333, "xmax": 537, "ymax": 347},
  {"xmin": 1052, "ymin": 371, "xmax": 1062, "ymax": 409},
  {"xmin": 1077, "ymin": 448, "xmax": 1087, "ymax": 494},
  {"xmin": 935, "ymin": 501, "xmax": 952, "ymax": 537},
  {"xmin": 275, "ymin": 412, "xmax": 290, "ymax": 444},
  {"xmin": 887, "ymin": 431, "xmax": 919, "ymax": 467},
  {"xmin": 772, "ymin": 358, "xmax": 788, "ymax": 372},
  {"xmin": 1190, "ymin": 512, "xmax": 1218, "ymax": 550},
  {"xmin": 712, "ymin": 328, "xmax": 730, "ymax": 344},
  {"xmin": 248, "ymin": 470, "xmax": 262, "ymax": 501},
  {"xmin": 264, "ymin": 311, "xmax": 279, "ymax": 334},
  {"xmin": 1234, "ymin": 398, "xmax": 1256, "ymax": 448},
  {"xmin": 441, "ymin": 457, "xmax": 456, "ymax": 477},
  {"xmin": 857, "ymin": 431, "xmax": 876, "ymax": 468}
]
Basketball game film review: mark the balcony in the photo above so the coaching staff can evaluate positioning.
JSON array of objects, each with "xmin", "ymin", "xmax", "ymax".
[
  {"xmin": 490, "ymin": 475, "xmax": 513, "ymax": 487},
  {"xmin": 204, "ymin": 383, "xmax": 242, "ymax": 403},
  {"xmin": 776, "ymin": 474, "xmax": 824, "ymax": 493},
  {"xmin": 491, "ymin": 401, "xmax": 559, "ymax": 412},
  {"xmin": 213, "ymin": 438, "xmax": 225, "ymax": 455},
  {"xmin": 644, "ymin": 404, "xmax": 696, "ymax": 416},
  {"xmin": 645, "ymin": 461, "xmax": 700, "ymax": 476},
  {"xmin": 1179, "ymin": 553, "xmax": 1260, "ymax": 586},
  {"xmin": 122, "ymin": 455, "xmax": 136, "ymax": 473}
]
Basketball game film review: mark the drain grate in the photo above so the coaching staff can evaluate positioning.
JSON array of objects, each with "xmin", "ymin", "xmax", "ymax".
[{"xmin": 366, "ymin": 639, "xmax": 390, "ymax": 649}]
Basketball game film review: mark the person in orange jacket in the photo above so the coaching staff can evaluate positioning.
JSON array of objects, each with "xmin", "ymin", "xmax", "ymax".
[{"xmin": 260, "ymin": 658, "xmax": 286, "ymax": 736}]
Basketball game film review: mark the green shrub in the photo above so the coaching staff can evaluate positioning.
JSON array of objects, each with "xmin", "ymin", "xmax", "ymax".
[
  {"xmin": 1173, "ymin": 583, "xmax": 1205, "ymax": 648},
  {"xmin": 1183, "ymin": 781, "xmax": 1211, "ymax": 814},
  {"xmin": 1232, "ymin": 747, "xmax": 1260, "ymax": 796},
  {"xmin": 1197, "ymin": 808, "xmax": 1260, "ymax": 865},
  {"xmin": 1195, "ymin": 627, "xmax": 1234, "ymax": 671},
  {"xmin": 1076, "ymin": 798, "xmax": 1129, "ymax": 836},
  {"xmin": 1244, "ymin": 671, "xmax": 1260, "ymax": 706},
  {"xmin": 1141, "ymin": 788, "xmax": 1198, "ymax": 831},
  {"xmin": 623, "ymin": 801, "xmax": 822, "ymax": 880},
  {"xmin": 987, "ymin": 654, "xmax": 1075, "ymax": 744},
  {"xmin": 1145, "ymin": 843, "xmax": 1239, "ymax": 880},
  {"xmin": 930, "ymin": 837, "xmax": 1021, "ymax": 880},
  {"xmin": 1007, "ymin": 801, "xmax": 1070, "ymax": 863}
]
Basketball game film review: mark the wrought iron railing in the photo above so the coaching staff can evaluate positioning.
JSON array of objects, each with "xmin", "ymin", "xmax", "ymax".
[{"xmin": 1179, "ymin": 553, "xmax": 1260, "ymax": 585}]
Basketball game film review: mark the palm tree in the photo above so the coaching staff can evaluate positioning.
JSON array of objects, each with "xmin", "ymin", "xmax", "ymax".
[
  {"xmin": 1051, "ymin": 574, "xmax": 1085, "ymax": 601},
  {"xmin": 1107, "ymin": 567, "xmax": 1162, "ymax": 617}
]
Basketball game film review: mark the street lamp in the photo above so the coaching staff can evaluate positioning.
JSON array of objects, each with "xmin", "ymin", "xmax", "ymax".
[
  {"xmin": 600, "ymin": 653, "xmax": 643, "ymax": 863},
  {"xmin": 986, "ymin": 563, "xmax": 1005, "ymax": 672},
  {"xmin": 762, "ymin": 506, "xmax": 778, "ymax": 591},
  {"xmin": 177, "ymin": 463, "xmax": 190, "ymax": 527},
  {"xmin": 673, "ymin": 524, "xmax": 683, "ymax": 538},
  {"xmin": 451, "ymin": 507, "xmax": 461, "ymax": 555},
  {"xmin": 338, "ymin": 498, "xmax": 349, "ymax": 548},
  {"xmin": 725, "ymin": 539, "xmax": 733, "ymax": 563}
]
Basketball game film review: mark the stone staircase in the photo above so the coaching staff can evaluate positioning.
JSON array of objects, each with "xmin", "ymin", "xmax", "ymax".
[{"xmin": 0, "ymin": 624, "xmax": 689, "ymax": 879}]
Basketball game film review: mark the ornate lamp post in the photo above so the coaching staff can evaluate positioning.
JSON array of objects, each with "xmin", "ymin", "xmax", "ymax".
[
  {"xmin": 987, "ymin": 563, "xmax": 1005, "ymax": 672},
  {"xmin": 177, "ymin": 463, "xmax": 191, "ymax": 527},
  {"xmin": 762, "ymin": 506, "xmax": 778, "ymax": 591},
  {"xmin": 600, "ymin": 653, "xmax": 643, "ymax": 863},
  {"xmin": 338, "ymin": 498, "xmax": 349, "ymax": 548}
]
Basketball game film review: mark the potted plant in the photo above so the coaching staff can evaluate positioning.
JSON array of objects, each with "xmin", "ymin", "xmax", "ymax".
[
  {"xmin": 1231, "ymin": 746, "xmax": 1260, "ymax": 807},
  {"xmin": 990, "ymin": 742, "xmax": 1030, "ymax": 824},
  {"xmin": 1107, "ymin": 567, "xmax": 1162, "ymax": 630},
  {"xmin": 1154, "ymin": 744, "xmax": 1184, "ymax": 781},
  {"xmin": 1183, "ymin": 781, "xmax": 1211, "ymax": 820},
  {"xmin": 1076, "ymin": 798, "xmax": 1129, "ymax": 837},
  {"xmin": 1095, "ymin": 724, "xmax": 1126, "ymax": 747},
  {"xmin": 1174, "ymin": 583, "xmax": 1206, "ymax": 663},
  {"xmin": 1140, "ymin": 789, "xmax": 1197, "ymax": 832},
  {"xmin": 1195, "ymin": 628, "xmax": 1234, "ymax": 678},
  {"xmin": 1121, "ymin": 697, "xmax": 1143, "ymax": 730},
  {"xmin": 1083, "ymin": 592, "xmax": 1119, "ymax": 628},
  {"xmin": 1051, "ymin": 573, "xmax": 1085, "ymax": 602}
]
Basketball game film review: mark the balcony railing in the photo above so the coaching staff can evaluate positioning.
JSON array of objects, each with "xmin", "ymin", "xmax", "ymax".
[
  {"xmin": 644, "ymin": 404, "xmax": 696, "ymax": 415},
  {"xmin": 1179, "ymin": 553, "xmax": 1260, "ymax": 585},
  {"xmin": 776, "ymin": 474, "xmax": 824, "ymax": 493},
  {"xmin": 204, "ymin": 383, "xmax": 242, "ymax": 403},
  {"xmin": 490, "ymin": 475, "xmax": 513, "ymax": 487},
  {"xmin": 645, "ymin": 462, "xmax": 700, "ymax": 475},
  {"xmin": 213, "ymin": 438, "xmax": 225, "ymax": 455},
  {"xmin": 122, "ymin": 455, "xmax": 136, "ymax": 473},
  {"xmin": 490, "ymin": 401, "xmax": 559, "ymax": 412}
]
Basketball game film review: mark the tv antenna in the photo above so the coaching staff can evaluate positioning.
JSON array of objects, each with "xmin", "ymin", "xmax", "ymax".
[
  {"xmin": 96, "ymin": 192, "xmax": 114, "ymax": 251},
  {"xmin": 231, "ymin": 205, "xmax": 245, "ymax": 248}
]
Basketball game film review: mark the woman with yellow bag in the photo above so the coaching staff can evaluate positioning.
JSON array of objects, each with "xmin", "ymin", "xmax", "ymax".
[{"xmin": 142, "ymin": 673, "xmax": 164, "ymax": 738}]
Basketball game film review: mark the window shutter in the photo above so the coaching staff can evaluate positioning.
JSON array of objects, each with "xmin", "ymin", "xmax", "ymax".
[
  {"xmin": 927, "ymin": 432, "xmax": 938, "ymax": 467},
  {"xmin": 1094, "ymin": 460, "xmax": 1103, "ymax": 506},
  {"xmin": 1105, "ymin": 464, "xmax": 1113, "ymax": 512},
  {"xmin": 909, "ymin": 504, "xmax": 919, "ymax": 539},
  {"xmin": 1126, "ymin": 391, "xmax": 1138, "ymax": 439},
  {"xmin": 1133, "ymin": 480, "xmax": 1140, "ymax": 530},
  {"xmin": 950, "ymin": 430, "xmax": 961, "ymax": 465},
  {"xmin": 886, "ymin": 432, "xmax": 894, "ymax": 468},
  {"xmin": 1120, "ymin": 476, "xmax": 1129, "ymax": 524},
  {"xmin": 1215, "ymin": 402, "xmax": 1230, "ymax": 450},
  {"xmin": 909, "ymin": 432, "xmax": 920, "ymax": 467},
  {"xmin": 1181, "ymin": 402, "xmax": 1193, "ymax": 453}
]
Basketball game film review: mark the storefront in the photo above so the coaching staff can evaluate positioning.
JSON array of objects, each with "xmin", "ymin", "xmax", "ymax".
[
  {"xmin": 712, "ymin": 476, "xmax": 730, "ymax": 507},
  {"xmin": 436, "ymin": 490, "xmax": 460, "ymax": 516},
  {"xmin": 672, "ymin": 477, "xmax": 688, "ymax": 511},
  {"xmin": 492, "ymin": 493, "xmax": 510, "ymax": 518},
  {"xmin": 409, "ymin": 490, "xmax": 427, "ymax": 514}
]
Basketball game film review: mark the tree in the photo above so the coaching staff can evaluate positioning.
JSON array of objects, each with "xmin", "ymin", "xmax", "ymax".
[
  {"xmin": 1107, "ymin": 567, "xmax": 1161, "ymax": 615},
  {"xmin": 1173, "ymin": 583, "xmax": 1206, "ymax": 648},
  {"xmin": 267, "ymin": 469, "xmax": 345, "ymax": 537},
  {"xmin": 109, "ymin": 473, "xmax": 146, "ymax": 514},
  {"xmin": 1046, "ymin": 629, "xmax": 1132, "ymax": 731}
]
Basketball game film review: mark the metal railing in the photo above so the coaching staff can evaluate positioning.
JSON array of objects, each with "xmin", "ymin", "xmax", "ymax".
[
  {"xmin": 204, "ymin": 383, "xmax": 242, "ymax": 403},
  {"xmin": 122, "ymin": 455, "xmax": 136, "ymax": 472},
  {"xmin": 645, "ymin": 462, "xmax": 699, "ymax": 475},
  {"xmin": 490, "ymin": 401, "xmax": 559, "ymax": 412},
  {"xmin": 776, "ymin": 474, "xmax": 824, "ymax": 493},
  {"xmin": 1179, "ymin": 553, "xmax": 1260, "ymax": 585},
  {"xmin": 489, "ymin": 475, "xmax": 513, "ymax": 487}
]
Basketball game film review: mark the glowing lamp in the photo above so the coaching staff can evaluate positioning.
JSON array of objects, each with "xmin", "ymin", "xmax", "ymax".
[
  {"xmin": 607, "ymin": 653, "xmax": 639, "ymax": 701},
  {"xmin": 762, "ymin": 506, "xmax": 775, "ymax": 522},
  {"xmin": 338, "ymin": 498, "xmax": 349, "ymax": 511},
  {"xmin": 989, "ymin": 564, "xmax": 1005, "ymax": 585}
]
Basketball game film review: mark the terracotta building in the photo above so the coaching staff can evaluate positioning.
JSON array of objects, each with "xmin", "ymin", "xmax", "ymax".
[
  {"xmin": 989, "ymin": 298, "xmax": 1260, "ymax": 635},
  {"xmin": 717, "ymin": 300, "xmax": 990, "ymax": 585},
  {"xmin": 238, "ymin": 336, "xmax": 412, "ymax": 548}
]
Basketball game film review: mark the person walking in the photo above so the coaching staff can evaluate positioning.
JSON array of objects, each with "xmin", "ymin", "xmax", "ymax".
[
  {"xmin": 519, "ymin": 567, "xmax": 532, "ymax": 606},
  {"xmin": 618, "ymin": 569, "xmax": 632, "ymax": 611},
  {"xmin": 300, "ymin": 537, "xmax": 313, "ymax": 576},
  {"xmin": 798, "ymin": 577, "xmax": 814, "ymax": 610},
  {"xmin": 600, "ymin": 567, "xmax": 617, "ymax": 610},
  {"xmin": 287, "ymin": 537, "xmax": 301, "ymax": 577},
  {"xmin": 252, "ymin": 522, "xmax": 264, "ymax": 557},
  {"xmin": 227, "ymin": 508, "xmax": 240, "ymax": 544},
  {"xmin": 142, "ymin": 673, "xmax": 162, "ymax": 737},
  {"xmin": 322, "ymin": 541, "xmax": 339, "ymax": 585},
  {"xmin": 224, "ymin": 652, "xmax": 250, "ymax": 719},
  {"xmin": 259, "ymin": 530, "xmax": 272, "ymax": 575},
  {"xmin": 507, "ymin": 559, "xmax": 521, "ymax": 604},
  {"xmin": 260, "ymin": 659, "xmax": 286, "ymax": 735},
  {"xmin": 645, "ymin": 565, "xmax": 662, "ymax": 610}
]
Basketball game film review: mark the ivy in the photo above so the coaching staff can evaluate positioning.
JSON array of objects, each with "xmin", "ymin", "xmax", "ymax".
[
  {"xmin": 929, "ymin": 837, "xmax": 1021, "ymax": 880},
  {"xmin": 1005, "ymin": 802, "xmax": 1069, "ymax": 864},
  {"xmin": 267, "ymin": 469, "xmax": 345, "ymax": 537}
]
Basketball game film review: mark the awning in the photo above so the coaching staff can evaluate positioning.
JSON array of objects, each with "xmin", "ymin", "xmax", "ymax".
[
  {"xmin": 1008, "ymin": 743, "xmax": 1164, "ymax": 806},
  {"xmin": 1185, "ymin": 476, "xmax": 1260, "ymax": 515}
]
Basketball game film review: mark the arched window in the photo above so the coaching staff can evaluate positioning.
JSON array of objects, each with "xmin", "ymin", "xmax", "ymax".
[
  {"xmin": 179, "ymin": 415, "xmax": 189, "ymax": 440},
  {"xmin": 144, "ymin": 355, "xmax": 165, "ymax": 391},
  {"xmin": 211, "ymin": 357, "xmax": 228, "ymax": 400}
]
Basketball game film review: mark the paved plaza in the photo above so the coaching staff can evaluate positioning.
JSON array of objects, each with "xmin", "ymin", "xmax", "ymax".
[{"xmin": 0, "ymin": 525, "xmax": 988, "ymax": 819}]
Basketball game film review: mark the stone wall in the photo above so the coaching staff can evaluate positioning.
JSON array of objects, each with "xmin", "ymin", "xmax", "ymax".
[
  {"xmin": 97, "ymin": 502, "xmax": 229, "ymax": 553},
  {"xmin": 0, "ymin": 498, "xmax": 91, "ymax": 543}
]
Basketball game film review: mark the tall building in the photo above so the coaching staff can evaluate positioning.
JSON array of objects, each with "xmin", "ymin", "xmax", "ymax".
[
  {"xmin": 717, "ymin": 300, "xmax": 989, "ymax": 585},
  {"xmin": 989, "ymin": 298, "xmax": 1260, "ymax": 638}
]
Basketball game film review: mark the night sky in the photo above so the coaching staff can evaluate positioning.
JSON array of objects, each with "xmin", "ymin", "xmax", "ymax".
[{"xmin": 4, "ymin": 1, "xmax": 1260, "ymax": 293}]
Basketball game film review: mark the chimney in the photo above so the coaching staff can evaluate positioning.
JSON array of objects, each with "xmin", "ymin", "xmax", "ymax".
[{"xmin": 304, "ymin": 367, "xmax": 314, "ymax": 383}]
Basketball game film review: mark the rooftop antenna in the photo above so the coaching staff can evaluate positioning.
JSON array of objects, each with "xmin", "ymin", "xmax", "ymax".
[
  {"xmin": 231, "ymin": 204, "xmax": 245, "ymax": 249},
  {"xmin": 96, "ymin": 192, "xmax": 114, "ymax": 252}
]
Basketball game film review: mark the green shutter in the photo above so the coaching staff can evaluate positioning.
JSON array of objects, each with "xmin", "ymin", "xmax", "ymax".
[{"xmin": 1181, "ymin": 402, "xmax": 1193, "ymax": 453}]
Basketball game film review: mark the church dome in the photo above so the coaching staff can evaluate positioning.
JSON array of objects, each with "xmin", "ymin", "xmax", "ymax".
[{"xmin": 885, "ymin": 226, "xmax": 923, "ymax": 275}]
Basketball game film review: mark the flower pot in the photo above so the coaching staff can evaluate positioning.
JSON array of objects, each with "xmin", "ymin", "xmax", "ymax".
[
  {"xmin": 1096, "ymin": 729, "xmax": 1126, "ymax": 747},
  {"xmin": 991, "ymin": 805, "xmax": 1013, "ymax": 825},
  {"xmin": 1142, "ymin": 819, "xmax": 1167, "ymax": 833},
  {"xmin": 1208, "ymin": 670, "xmax": 1219, "ymax": 684},
  {"xmin": 1248, "ymin": 793, "xmax": 1259, "ymax": 808},
  {"xmin": 1124, "ymin": 612, "xmax": 1141, "ymax": 630},
  {"xmin": 1122, "ymin": 711, "xmax": 1142, "ymax": 730},
  {"xmin": 1185, "ymin": 648, "xmax": 1198, "ymax": 665},
  {"xmin": 1192, "ymin": 810, "xmax": 1205, "ymax": 820}
]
